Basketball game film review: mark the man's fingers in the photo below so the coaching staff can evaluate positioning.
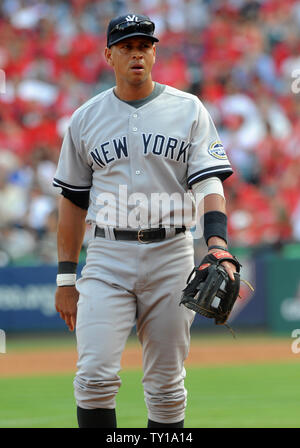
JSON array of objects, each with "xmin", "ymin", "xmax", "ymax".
[
  {"xmin": 59, "ymin": 311, "xmax": 72, "ymax": 330},
  {"xmin": 70, "ymin": 315, "xmax": 76, "ymax": 332},
  {"xmin": 64, "ymin": 313, "xmax": 75, "ymax": 331},
  {"xmin": 68, "ymin": 311, "xmax": 77, "ymax": 331},
  {"xmin": 57, "ymin": 308, "xmax": 76, "ymax": 331},
  {"xmin": 221, "ymin": 261, "xmax": 236, "ymax": 281},
  {"xmin": 55, "ymin": 287, "xmax": 79, "ymax": 331},
  {"xmin": 228, "ymin": 271, "xmax": 235, "ymax": 281},
  {"xmin": 226, "ymin": 267, "xmax": 235, "ymax": 281}
]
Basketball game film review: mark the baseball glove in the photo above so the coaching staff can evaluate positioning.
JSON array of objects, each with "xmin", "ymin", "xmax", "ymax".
[{"xmin": 179, "ymin": 250, "xmax": 242, "ymax": 326}]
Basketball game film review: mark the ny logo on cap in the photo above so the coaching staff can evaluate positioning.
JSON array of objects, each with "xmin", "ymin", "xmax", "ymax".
[{"xmin": 125, "ymin": 15, "xmax": 139, "ymax": 22}]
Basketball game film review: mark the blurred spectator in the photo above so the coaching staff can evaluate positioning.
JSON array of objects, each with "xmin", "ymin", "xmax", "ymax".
[
  {"xmin": 0, "ymin": 150, "xmax": 28, "ymax": 224},
  {"xmin": 0, "ymin": 0, "xmax": 300, "ymax": 266},
  {"xmin": 37, "ymin": 208, "xmax": 58, "ymax": 264},
  {"xmin": 25, "ymin": 183, "xmax": 57, "ymax": 236},
  {"xmin": 0, "ymin": 225, "xmax": 37, "ymax": 264}
]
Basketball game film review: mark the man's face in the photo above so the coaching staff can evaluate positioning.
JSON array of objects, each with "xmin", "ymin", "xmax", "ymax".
[{"xmin": 105, "ymin": 36, "xmax": 156, "ymax": 86}]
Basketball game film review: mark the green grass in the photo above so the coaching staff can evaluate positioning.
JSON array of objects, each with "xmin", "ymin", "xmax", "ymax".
[
  {"xmin": 0, "ymin": 374, "xmax": 77, "ymax": 428},
  {"xmin": 185, "ymin": 363, "xmax": 300, "ymax": 428},
  {"xmin": 5, "ymin": 330, "xmax": 293, "ymax": 353},
  {"xmin": 0, "ymin": 362, "xmax": 299, "ymax": 428},
  {"xmin": 6, "ymin": 331, "xmax": 77, "ymax": 352}
]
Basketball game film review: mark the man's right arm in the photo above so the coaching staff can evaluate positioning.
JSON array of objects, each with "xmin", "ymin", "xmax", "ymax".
[{"xmin": 55, "ymin": 196, "xmax": 87, "ymax": 331}]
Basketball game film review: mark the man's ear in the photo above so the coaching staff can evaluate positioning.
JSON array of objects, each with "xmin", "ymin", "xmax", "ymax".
[
  {"xmin": 104, "ymin": 47, "xmax": 113, "ymax": 67},
  {"xmin": 153, "ymin": 44, "xmax": 156, "ymax": 63}
]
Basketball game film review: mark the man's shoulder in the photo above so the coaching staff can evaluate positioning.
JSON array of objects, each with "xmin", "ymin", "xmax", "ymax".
[
  {"xmin": 71, "ymin": 88, "xmax": 114, "ymax": 121},
  {"xmin": 162, "ymin": 85, "xmax": 201, "ymax": 104}
]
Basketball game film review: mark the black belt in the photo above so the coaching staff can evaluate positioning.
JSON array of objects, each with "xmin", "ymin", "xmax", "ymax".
[{"xmin": 95, "ymin": 226, "xmax": 186, "ymax": 243}]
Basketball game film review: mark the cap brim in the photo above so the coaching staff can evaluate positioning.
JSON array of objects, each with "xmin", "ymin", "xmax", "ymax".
[{"xmin": 108, "ymin": 32, "xmax": 159, "ymax": 47}]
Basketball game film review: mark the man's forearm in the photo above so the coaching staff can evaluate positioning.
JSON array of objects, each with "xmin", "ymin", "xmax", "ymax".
[
  {"xmin": 203, "ymin": 192, "xmax": 226, "ymax": 215},
  {"xmin": 207, "ymin": 235, "xmax": 227, "ymax": 249},
  {"xmin": 203, "ymin": 193, "xmax": 228, "ymax": 248},
  {"xmin": 57, "ymin": 196, "xmax": 87, "ymax": 262}
]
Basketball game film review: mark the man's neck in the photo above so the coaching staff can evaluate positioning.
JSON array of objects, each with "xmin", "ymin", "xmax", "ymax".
[{"xmin": 114, "ymin": 80, "xmax": 155, "ymax": 102}]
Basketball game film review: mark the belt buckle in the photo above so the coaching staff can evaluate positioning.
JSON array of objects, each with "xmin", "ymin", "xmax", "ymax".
[{"xmin": 137, "ymin": 229, "xmax": 148, "ymax": 244}]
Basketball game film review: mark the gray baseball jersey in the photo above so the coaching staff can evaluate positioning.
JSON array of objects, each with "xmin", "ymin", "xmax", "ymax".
[
  {"xmin": 53, "ymin": 82, "xmax": 233, "ymax": 424},
  {"xmin": 53, "ymin": 83, "xmax": 232, "ymax": 229}
]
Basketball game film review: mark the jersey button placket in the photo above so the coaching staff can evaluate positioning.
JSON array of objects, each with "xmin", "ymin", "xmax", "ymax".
[
  {"xmin": 132, "ymin": 112, "xmax": 138, "ymax": 133},
  {"xmin": 129, "ymin": 112, "xmax": 144, "ymax": 207}
]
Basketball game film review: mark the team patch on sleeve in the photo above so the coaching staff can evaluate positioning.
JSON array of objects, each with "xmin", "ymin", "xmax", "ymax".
[{"xmin": 208, "ymin": 141, "xmax": 228, "ymax": 160}]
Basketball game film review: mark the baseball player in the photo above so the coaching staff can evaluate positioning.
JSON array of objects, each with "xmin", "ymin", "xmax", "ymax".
[{"xmin": 53, "ymin": 14, "xmax": 236, "ymax": 428}]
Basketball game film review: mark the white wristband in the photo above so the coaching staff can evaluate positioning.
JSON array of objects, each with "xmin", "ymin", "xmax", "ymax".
[{"xmin": 56, "ymin": 273, "xmax": 77, "ymax": 287}]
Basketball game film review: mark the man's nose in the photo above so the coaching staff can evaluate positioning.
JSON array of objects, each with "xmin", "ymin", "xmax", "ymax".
[
  {"xmin": 131, "ymin": 47, "xmax": 143, "ymax": 57},
  {"xmin": 132, "ymin": 54, "xmax": 143, "ymax": 60}
]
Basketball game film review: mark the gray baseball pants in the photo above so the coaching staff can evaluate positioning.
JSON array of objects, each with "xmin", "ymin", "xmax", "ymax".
[{"xmin": 73, "ymin": 230, "xmax": 195, "ymax": 424}]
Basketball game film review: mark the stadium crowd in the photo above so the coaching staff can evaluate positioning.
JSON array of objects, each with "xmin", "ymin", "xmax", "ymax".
[{"xmin": 0, "ymin": 0, "xmax": 300, "ymax": 265}]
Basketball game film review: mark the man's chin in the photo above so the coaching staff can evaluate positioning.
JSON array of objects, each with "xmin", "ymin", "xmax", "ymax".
[{"xmin": 128, "ymin": 76, "xmax": 148, "ymax": 86}]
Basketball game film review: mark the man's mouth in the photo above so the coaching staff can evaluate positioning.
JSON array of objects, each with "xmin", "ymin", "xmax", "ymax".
[{"xmin": 131, "ymin": 64, "xmax": 144, "ymax": 72}]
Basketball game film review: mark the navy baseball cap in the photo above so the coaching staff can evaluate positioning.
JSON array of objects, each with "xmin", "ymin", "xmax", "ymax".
[{"xmin": 107, "ymin": 14, "xmax": 159, "ymax": 48}]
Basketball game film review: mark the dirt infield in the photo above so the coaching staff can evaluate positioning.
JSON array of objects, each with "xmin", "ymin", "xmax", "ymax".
[{"xmin": 0, "ymin": 337, "xmax": 298, "ymax": 377}]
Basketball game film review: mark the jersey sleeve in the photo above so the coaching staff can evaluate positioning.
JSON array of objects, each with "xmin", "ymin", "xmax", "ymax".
[
  {"xmin": 187, "ymin": 100, "xmax": 233, "ymax": 189},
  {"xmin": 53, "ymin": 115, "xmax": 92, "ymax": 192}
]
